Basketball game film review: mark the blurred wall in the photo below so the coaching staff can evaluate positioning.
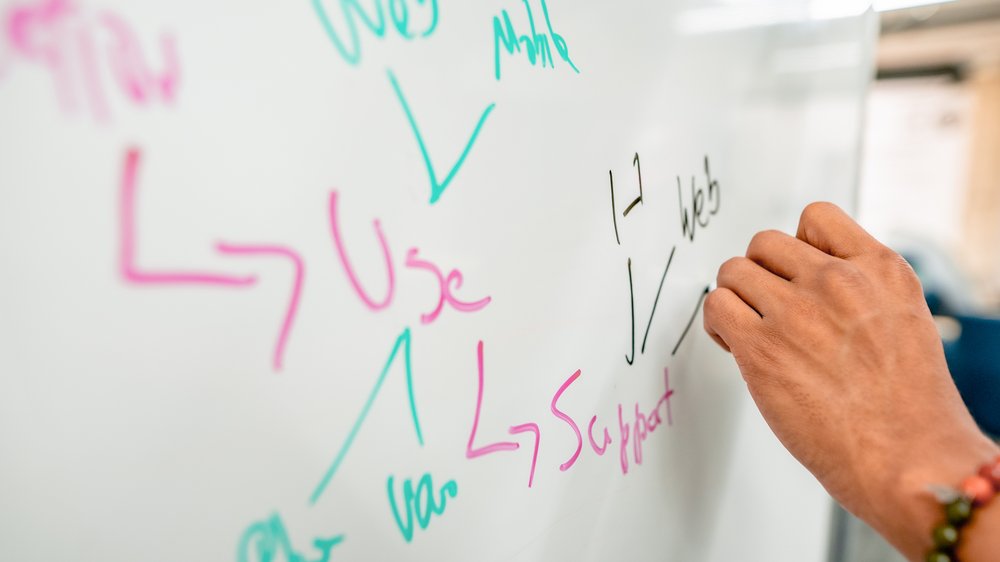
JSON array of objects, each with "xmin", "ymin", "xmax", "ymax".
[{"xmin": 860, "ymin": 2, "xmax": 1000, "ymax": 311}]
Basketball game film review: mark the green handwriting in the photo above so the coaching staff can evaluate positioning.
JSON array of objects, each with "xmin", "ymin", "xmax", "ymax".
[
  {"xmin": 494, "ymin": 0, "xmax": 580, "ymax": 80},
  {"xmin": 387, "ymin": 69, "xmax": 496, "ymax": 205},
  {"xmin": 387, "ymin": 473, "xmax": 458, "ymax": 542},
  {"xmin": 311, "ymin": 0, "xmax": 439, "ymax": 66},
  {"xmin": 238, "ymin": 513, "xmax": 343, "ymax": 562},
  {"xmin": 310, "ymin": 327, "xmax": 423, "ymax": 504}
]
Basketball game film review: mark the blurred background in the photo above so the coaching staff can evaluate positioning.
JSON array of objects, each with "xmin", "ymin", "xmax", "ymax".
[
  {"xmin": 838, "ymin": 1, "xmax": 1000, "ymax": 560},
  {"xmin": 861, "ymin": 0, "xmax": 1000, "ymax": 315}
]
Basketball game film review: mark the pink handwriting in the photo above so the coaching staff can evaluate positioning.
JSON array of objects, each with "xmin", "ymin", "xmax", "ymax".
[
  {"xmin": 100, "ymin": 11, "xmax": 178, "ymax": 103},
  {"xmin": 587, "ymin": 415, "xmax": 611, "ymax": 456},
  {"xmin": 465, "ymin": 340, "xmax": 678, "ymax": 487},
  {"xmin": 120, "ymin": 146, "xmax": 304, "ymax": 373},
  {"xmin": 618, "ymin": 368, "xmax": 675, "ymax": 475},
  {"xmin": 405, "ymin": 249, "xmax": 491, "ymax": 324},
  {"xmin": 327, "ymin": 190, "xmax": 395, "ymax": 311},
  {"xmin": 119, "ymin": 155, "xmax": 488, "ymax": 373},
  {"xmin": 549, "ymin": 366, "xmax": 675, "ymax": 477},
  {"xmin": 120, "ymin": 147, "xmax": 255, "ymax": 287},
  {"xmin": 466, "ymin": 341, "xmax": 520, "ymax": 458},
  {"xmin": 617, "ymin": 404, "xmax": 630, "ymax": 475},
  {"xmin": 3, "ymin": 0, "xmax": 179, "ymax": 121},
  {"xmin": 328, "ymin": 190, "xmax": 491, "ymax": 324},
  {"xmin": 508, "ymin": 423, "xmax": 540, "ymax": 488},
  {"xmin": 465, "ymin": 340, "xmax": 541, "ymax": 488},
  {"xmin": 216, "ymin": 243, "xmax": 305, "ymax": 372},
  {"xmin": 551, "ymin": 370, "xmax": 582, "ymax": 471}
]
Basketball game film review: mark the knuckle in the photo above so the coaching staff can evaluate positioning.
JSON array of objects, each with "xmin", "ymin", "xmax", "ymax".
[
  {"xmin": 748, "ymin": 229, "xmax": 782, "ymax": 256},
  {"xmin": 861, "ymin": 244, "xmax": 921, "ymax": 286},
  {"xmin": 717, "ymin": 257, "xmax": 742, "ymax": 281},
  {"xmin": 870, "ymin": 244, "xmax": 901, "ymax": 264},
  {"xmin": 799, "ymin": 201, "xmax": 837, "ymax": 229},
  {"xmin": 884, "ymin": 252, "xmax": 923, "ymax": 293}
]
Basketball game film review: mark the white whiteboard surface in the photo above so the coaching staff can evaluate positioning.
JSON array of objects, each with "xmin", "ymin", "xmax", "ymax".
[{"xmin": 0, "ymin": 1, "xmax": 875, "ymax": 561}]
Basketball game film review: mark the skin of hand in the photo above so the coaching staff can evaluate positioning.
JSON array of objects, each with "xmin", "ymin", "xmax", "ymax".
[{"xmin": 703, "ymin": 202, "xmax": 1000, "ymax": 561}]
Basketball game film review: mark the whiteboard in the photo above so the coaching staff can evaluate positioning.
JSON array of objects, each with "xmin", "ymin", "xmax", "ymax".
[{"xmin": 0, "ymin": 1, "xmax": 876, "ymax": 561}]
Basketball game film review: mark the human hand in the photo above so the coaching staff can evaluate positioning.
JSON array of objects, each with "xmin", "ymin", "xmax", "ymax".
[{"xmin": 703, "ymin": 202, "xmax": 999, "ymax": 561}]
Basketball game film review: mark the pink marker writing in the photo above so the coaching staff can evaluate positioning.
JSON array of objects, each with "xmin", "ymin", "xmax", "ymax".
[
  {"xmin": 328, "ymin": 191, "xmax": 490, "ymax": 324},
  {"xmin": 216, "ymin": 243, "xmax": 305, "ymax": 372},
  {"xmin": 100, "ymin": 11, "xmax": 178, "ymax": 104},
  {"xmin": 551, "ymin": 370, "xmax": 582, "ymax": 471},
  {"xmin": 3, "ymin": 0, "xmax": 179, "ymax": 121},
  {"xmin": 508, "ymin": 422, "xmax": 540, "ymax": 488},
  {"xmin": 588, "ymin": 415, "xmax": 611, "ymax": 456},
  {"xmin": 7, "ymin": 0, "xmax": 84, "ymax": 112},
  {"xmin": 465, "ymin": 340, "xmax": 542, "ymax": 488},
  {"xmin": 119, "ymin": 147, "xmax": 255, "ymax": 287},
  {"xmin": 327, "ymin": 190, "xmax": 395, "ymax": 311},
  {"xmin": 618, "ymin": 403, "xmax": 631, "ymax": 475},
  {"xmin": 617, "ymin": 367, "xmax": 675, "ymax": 475},
  {"xmin": 120, "ymin": 146, "xmax": 305, "ymax": 374},
  {"xmin": 466, "ymin": 340, "xmax": 520, "ymax": 459},
  {"xmin": 405, "ymin": 248, "xmax": 491, "ymax": 324}
]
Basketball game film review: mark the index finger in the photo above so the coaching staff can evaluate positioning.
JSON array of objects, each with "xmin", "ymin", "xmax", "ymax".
[
  {"xmin": 703, "ymin": 286, "xmax": 761, "ymax": 354},
  {"xmin": 796, "ymin": 202, "xmax": 881, "ymax": 260}
]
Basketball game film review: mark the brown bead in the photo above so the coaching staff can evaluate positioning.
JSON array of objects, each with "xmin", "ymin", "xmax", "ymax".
[
  {"xmin": 959, "ymin": 475, "xmax": 996, "ymax": 506},
  {"xmin": 978, "ymin": 456, "xmax": 1000, "ymax": 488}
]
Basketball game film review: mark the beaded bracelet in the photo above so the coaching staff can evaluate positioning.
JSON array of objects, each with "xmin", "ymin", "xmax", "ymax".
[{"xmin": 925, "ymin": 455, "xmax": 1000, "ymax": 562}]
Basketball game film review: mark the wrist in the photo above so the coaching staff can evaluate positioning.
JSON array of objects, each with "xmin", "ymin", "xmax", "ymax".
[{"xmin": 867, "ymin": 427, "xmax": 999, "ymax": 561}]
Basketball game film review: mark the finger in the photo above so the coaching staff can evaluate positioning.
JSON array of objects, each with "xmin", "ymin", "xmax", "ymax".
[
  {"xmin": 746, "ymin": 229, "xmax": 834, "ymax": 281},
  {"xmin": 717, "ymin": 256, "xmax": 789, "ymax": 317},
  {"xmin": 704, "ymin": 287, "xmax": 760, "ymax": 353},
  {"xmin": 796, "ymin": 202, "xmax": 881, "ymax": 260}
]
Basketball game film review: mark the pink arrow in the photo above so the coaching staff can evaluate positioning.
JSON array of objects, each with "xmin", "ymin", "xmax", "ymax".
[{"xmin": 119, "ymin": 146, "xmax": 303, "ymax": 372}]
